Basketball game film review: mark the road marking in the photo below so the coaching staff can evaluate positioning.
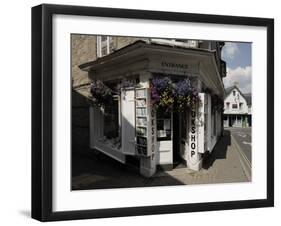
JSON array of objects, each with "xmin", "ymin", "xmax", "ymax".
[
  {"xmin": 243, "ymin": 141, "xmax": 251, "ymax": 146},
  {"xmin": 231, "ymin": 135, "xmax": 251, "ymax": 181},
  {"xmin": 237, "ymin": 133, "xmax": 247, "ymax": 138}
]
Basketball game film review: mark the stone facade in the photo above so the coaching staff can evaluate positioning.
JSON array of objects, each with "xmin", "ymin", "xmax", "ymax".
[
  {"xmin": 116, "ymin": 37, "xmax": 140, "ymax": 49},
  {"xmin": 71, "ymin": 34, "xmax": 97, "ymax": 151},
  {"xmin": 71, "ymin": 35, "xmax": 141, "ymax": 151}
]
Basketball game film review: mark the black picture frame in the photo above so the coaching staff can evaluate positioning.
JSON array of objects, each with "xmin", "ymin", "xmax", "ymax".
[{"xmin": 32, "ymin": 3, "xmax": 274, "ymax": 222}]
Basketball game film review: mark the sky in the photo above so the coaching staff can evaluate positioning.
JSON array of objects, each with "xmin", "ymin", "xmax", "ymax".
[{"xmin": 221, "ymin": 42, "xmax": 252, "ymax": 94}]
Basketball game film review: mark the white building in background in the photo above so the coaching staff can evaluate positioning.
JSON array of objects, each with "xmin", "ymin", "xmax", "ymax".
[
  {"xmin": 79, "ymin": 37, "xmax": 226, "ymax": 177},
  {"xmin": 223, "ymin": 85, "xmax": 252, "ymax": 128}
]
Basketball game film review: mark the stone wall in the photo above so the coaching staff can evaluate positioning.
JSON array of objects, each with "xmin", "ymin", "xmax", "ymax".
[
  {"xmin": 71, "ymin": 34, "xmax": 97, "ymax": 152},
  {"xmin": 71, "ymin": 35, "xmax": 144, "ymax": 152},
  {"xmin": 116, "ymin": 37, "xmax": 141, "ymax": 49}
]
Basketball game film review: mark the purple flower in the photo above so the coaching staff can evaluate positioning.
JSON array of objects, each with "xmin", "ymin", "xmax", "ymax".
[
  {"xmin": 150, "ymin": 77, "xmax": 200, "ymax": 112},
  {"xmin": 175, "ymin": 79, "xmax": 192, "ymax": 96},
  {"xmin": 90, "ymin": 80, "xmax": 113, "ymax": 106},
  {"xmin": 152, "ymin": 77, "xmax": 172, "ymax": 92},
  {"xmin": 151, "ymin": 86, "xmax": 160, "ymax": 103}
]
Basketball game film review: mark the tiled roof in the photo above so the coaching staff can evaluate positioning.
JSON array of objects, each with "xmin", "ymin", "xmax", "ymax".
[
  {"xmin": 225, "ymin": 85, "xmax": 236, "ymax": 96},
  {"xmin": 244, "ymin": 93, "xmax": 252, "ymax": 106}
]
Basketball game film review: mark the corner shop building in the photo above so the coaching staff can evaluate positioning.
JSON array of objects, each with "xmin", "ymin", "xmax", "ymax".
[{"xmin": 80, "ymin": 40, "xmax": 225, "ymax": 177}]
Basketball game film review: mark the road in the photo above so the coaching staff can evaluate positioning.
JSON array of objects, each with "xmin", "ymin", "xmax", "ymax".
[{"xmin": 226, "ymin": 127, "xmax": 252, "ymax": 165}]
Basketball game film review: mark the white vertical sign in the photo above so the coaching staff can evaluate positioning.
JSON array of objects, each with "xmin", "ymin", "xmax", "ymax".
[
  {"xmin": 187, "ymin": 93, "xmax": 204, "ymax": 171},
  {"xmin": 198, "ymin": 93, "xmax": 205, "ymax": 154}
]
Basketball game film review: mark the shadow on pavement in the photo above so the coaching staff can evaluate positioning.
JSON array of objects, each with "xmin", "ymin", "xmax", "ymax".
[
  {"xmin": 71, "ymin": 148, "xmax": 185, "ymax": 190},
  {"xmin": 71, "ymin": 130, "xmax": 233, "ymax": 190},
  {"xmin": 202, "ymin": 130, "xmax": 231, "ymax": 170}
]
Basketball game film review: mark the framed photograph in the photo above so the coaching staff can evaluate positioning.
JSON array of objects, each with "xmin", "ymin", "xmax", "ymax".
[{"xmin": 32, "ymin": 4, "xmax": 274, "ymax": 221}]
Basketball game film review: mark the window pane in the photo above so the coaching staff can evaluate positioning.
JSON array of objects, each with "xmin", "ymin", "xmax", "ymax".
[
  {"xmin": 157, "ymin": 109, "xmax": 171, "ymax": 141},
  {"xmin": 101, "ymin": 46, "xmax": 107, "ymax": 56},
  {"xmin": 104, "ymin": 99, "xmax": 119, "ymax": 139},
  {"xmin": 101, "ymin": 36, "xmax": 107, "ymax": 42}
]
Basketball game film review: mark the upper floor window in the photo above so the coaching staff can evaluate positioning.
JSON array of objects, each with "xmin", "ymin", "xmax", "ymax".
[
  {"xmin": 239, "ymin": 103, "xmax": 243, "ymax": 109},
  {"xmin": 232, "ymin": 104, "xmax": 238, "ymax": 109},
  {"xmin": 97, "ymin": 36, "xmax": 114, "ymax": 57},
  {"xmin": 226, "ymin": 102, "xmax": 230, "ymax": 109},
  {"xmin": 233, "ymin": 90, "xmax": 236, "ymax": 96}
]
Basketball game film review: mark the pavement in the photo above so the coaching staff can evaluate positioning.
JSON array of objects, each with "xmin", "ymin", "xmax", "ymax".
[
  {"xmin": 72, "ymin": 130, "xmax": 250, "ymax": 190},
  {"xmin": 226, "ymin": 127, "xmax": 251, "ymax": 164},
  {"xmin": 225, "ymin": 127, "xmax": 252, "ymax": 181}
]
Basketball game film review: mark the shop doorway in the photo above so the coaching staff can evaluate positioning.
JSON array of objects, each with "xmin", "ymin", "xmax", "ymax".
[{"xmin": 173, "ymin": 111, "xmax": 189, "ymax": 168}]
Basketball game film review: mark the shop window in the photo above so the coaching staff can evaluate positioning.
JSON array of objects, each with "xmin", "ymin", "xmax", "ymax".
[
  {"xmin": 232, "ymin": 104, "xmax": 238, "ymax": 109},
  {"xmin": 157, "ymin": 109, "xmax": 171, "ymax": 141},
  {"xmin": 103, "ymin": 97, "xmax": 119, "ymax": 139},
  {"xmin": 101, "ymin": 36, "xmax": 107, "ymax": 42}
]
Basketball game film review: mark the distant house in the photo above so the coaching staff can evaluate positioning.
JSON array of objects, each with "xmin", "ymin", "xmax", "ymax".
[{"xmin": 223, "ymin": 85, "xmax": 252, "ymax": 127}]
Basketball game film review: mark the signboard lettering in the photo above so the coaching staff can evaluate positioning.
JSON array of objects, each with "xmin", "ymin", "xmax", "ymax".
[
  {"xmin": 161, "ymin": 61, "xmax": 189, "ymax": 70},
  {"xmin": 190, "ymin": 104, "xmax": 197, "ymax": 158}
]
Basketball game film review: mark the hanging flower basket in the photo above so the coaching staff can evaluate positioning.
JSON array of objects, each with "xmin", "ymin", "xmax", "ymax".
[
  {"xmin": 174, "ymin": 79, "xmax": 200, "ymax": 112},
  {"xmin": 151, "ymin": 77, "xmax": 175, "ymax": 112},
  {"xmin": 151, "ymin": 77, "xmax": 200, "ymax": 112},
  {"xmin": 90, "ymin": 80, "xmax": 113, "ymax": 107}
]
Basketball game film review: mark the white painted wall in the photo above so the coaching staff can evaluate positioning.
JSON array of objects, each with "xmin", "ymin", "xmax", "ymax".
[
  {"xmin": 121, "ymin": 88, "xmax": 136, "ymax": 155},
  {"xmin": 89, "ymin": 106, "xmax": 126, "ymax": 163},
  {"xmin": 224, "ymin": 88, "xmax": 249, "ymax": 115},
  {"xmin": 157, "ymin": 141, "xmax": 173, "ymax": 165}
]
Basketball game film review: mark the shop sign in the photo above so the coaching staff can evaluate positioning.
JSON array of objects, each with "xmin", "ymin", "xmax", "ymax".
[
  {"xmin": 161, "ymin": 61, "xmax": 190, "ymax": 70},
  {"xmin": 190, "ymin": 104, "xmax": 197, "ymax": 158}
]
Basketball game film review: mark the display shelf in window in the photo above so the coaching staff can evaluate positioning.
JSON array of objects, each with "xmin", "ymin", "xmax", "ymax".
[
  {"xmin": 137, "ymin": 137, "xmax": 147, "ymax": 146},
  {"xmin": 135, "ymin": 88, "xmax": 157, "ymax": 157},
  {"xmin": 136, "ymin": 89, "xmax": 147, "ymax": 99},
  {"xmin": 136, "ymin": 99, "xmax": 147, "ymax": 107},
  {"xmin": 136, "ymin": 107, "xmax": 147, "ymax": 117},
  {"xmin": 136, "ymin": 127, "xmax": 147, "ymax": 137},
  {"xmin": 136, "ymin": 117, "xmax": 147, "ymax": 127}
]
